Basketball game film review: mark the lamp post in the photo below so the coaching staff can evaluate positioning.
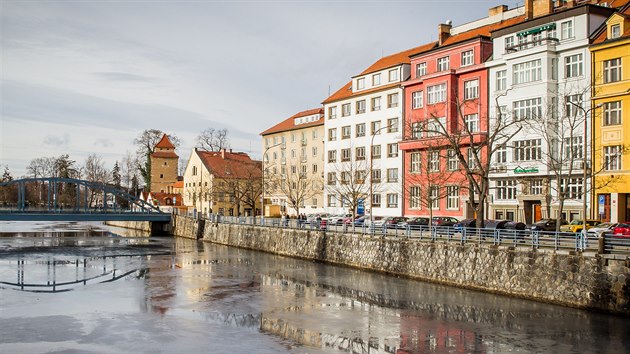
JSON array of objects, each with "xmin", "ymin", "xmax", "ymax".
[
  {"xmin": 369, "ymin": 123, "xmax": 395, "ymax": 226},
  {"xmin": 262, "ymin": 142, "xmax": 282, "ymax": 225}
]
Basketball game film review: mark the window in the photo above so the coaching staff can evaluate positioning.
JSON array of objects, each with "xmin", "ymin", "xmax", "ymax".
[
  {"xmin": 464, "ymin": 80, "xmax": 479, "ymax": 100},
  {"xmin": 387, "ymin": 93, "xmax": 399, "ymax": 108},
  {"xmin": 513, "ymin": 59, "xmax": 542, "ymax": 84},
  {"xmin": 505, "ymin": 36, "xmax": 514, "ymax": 50},
  {"xmin": 446, "ymin": 186, "xmax": 460, "ymax": 210},
  {"xmin": 355, "ymin": 170, "xmax": 366, "ymax": 184},
  {"xmin": 357, "ymin": 77, "xmax": 365, "ymax": 90},
  {"xmin": 328, "ymin": 128, "xmax": 337, "ymax": 141},
  {"xmin": 371, "ymin": 121, "xmax": 381, "ymax": 135},
  {"xmin": 410, "ymin": 186, "xmax": 421, "ymax": 209},
  {"xmin": 313, "ymin": 129, "xmax": 318, "ymax": 139},
  {"xmin": 426, "ymin": 117, "xmax": 446, "ymax": 137},
  {"xmin": 387, "ymin": 143, "xmax": 398, "ymax": 158},
  {"xmin": 565, "ymin": 53, "xmax": 583, "ymax": 78},
  {"xmin": 532, "ymin": 32, "xmax": 542, "ymax": 46},
  {"xmin": 327, "ymin": 195, "xmax": 337, "ymax": 207},
  {"xmin": 513, "ymin": 97, "xmax": 542, "ymax": 120},
  {"xmin": 461, "ymin": 50, "xmax": 474, "ymax": 66},
  {"xmin": 447, "ymin": 149, "xmax": 459, "ymax": 171},
  {"xmin": 427, "ymin": 83, "xmax": 447, "ymax": 104},
  {"xmin": 387, "ymin": 118, "xmax": 399, "ymax": 133},
  {"xmin": 312, "ymin": 147, "xmax": 317, "ymax": 156},
  {"xmin": 468, "ymin": 147, "xmax": 478, "ymax": 169},
  {"xmin": 551, "ymin": 58, "xmax": 558, "ymax": 80},
  {"xmin": 341, "ymin": 171, "xmax": 350, "ymax": 184},
  {"xmin": 530, "ymin": 179, "xmax": 543, "ymax": 195},
  {"xmin": 371, "ymin": 193, "xmax": 381, "ymax": 208},
  {"xmin": 465, "ymin": 113, "xmax": 479, "ymax": 133},
  {"xmin": 356, "ymin": 123, "xmax": 366, "ymax": 137},
  {"xmin": 560, "ymin": 178, "xmax": 583, "ymax": 200},
  {"xmin": 312, "ymin": 164, "xmax": 318, "ymax": 173},
  {"xmin": 603, "ymin": 101, "xmax": 622, "ymax": 126},
  {"xmin": 416, "ymin": 62, "xmax": 427, "ymax": 77},
  {"xmin": 371, "ymin": 96, "xmax": 381, "ymax": 111},
  {"xmin": 372, "ymin": 145, "xmax": 381, "ymax": 159},
  {"xmin": 429, "ymin": 151, "xmax": 440, "ymax": 172},
  {"xmin": 611, "ymin": 24, "xmax": 621, "ymax": 39},
  {"xmin": 387, "ymin": 168, "xmax": 398, "ymax": 182},
  {"xmin": 341, "ymin": 125, "xmax": 351, "ymax": 139},
  {"xmin": 327, "ymin": 172, "xmax": 336, "ymax": 185},
  {"xmin": 496, "ymin": 179, "xmax": 517, "ymax": 200},
  {"xmin": 341, "ymin": 148, "xmax": 351, "ymax": 161},
  {"xmin": 496, "ymin": 144, "xmax": 507, "ymax": 164},
  {"xmin": 513, "ymin": 139, "xmax": 542, "ymax": 161},
  {"xmin": 291, "ymin": 165, "xmax": 297, "ymax": 174},
  {"xmin": 328, "ymin": 150, "xmax": 337, "ymax": 163},
  {"xmin": 496, "ymin": 70, "xmax": 507, "ymax": 91},
  {"xmin": 604, "ymin": 145, "xmax": 622, "ymax": 171},
  {"xmin": 411, "ymin": 122, "xmax": 422, "ymax": 139},
  {"xmin": 430, "ymin": 186, "xmax": 440, "ymax": 209},
  {"xmin": 412, "ymin": 91, "xmax": 423, "ymax": 109},
  {"xmin": 356, "ymin": 100, "xmax": 366, "ymax": 114},
  {"xmin": 389, "ymin": 69, "xmax": 398, "ymax": 82},
  {"xmin": 604, "ymin": 58, "xmax": 621, "ymax": 83},
  {"xmin": 356, "ymin": 147, "xmax": 366, "ymax": 160},
  {"xmin": 561, "ymin": 20, "xmax": 573, "ymax": 40},
  {"xmin": 410, "ymin": 152, "xmax": 421, "ymax": 173},
  {"xmin": 564, "ymin": 136, "xmax": 583, "ymax": 160},
  {"xmin": 372, "ymin": 73, "xmax": 381, "ymax": 85},
  {"xmin": 565, "ymin": 94, "xmax": 583, "ymax": 118},
  {"xmin": 342, "ymin": 103, "xmax": 351, "ymax": 117},
  {"xmin": 387, "ymin": 194, "xmax": 398, "ymax": 208},
  {"xmin": 291, "ymin": 149, "xmax": 296, "ymax": 158},
  {"xmin": 371, "ymin": 169, "xmax": 381, "ymax": 183},
  {"xmin": 437, "ymin": 56, "xmax": 450, "ymax": 71}
]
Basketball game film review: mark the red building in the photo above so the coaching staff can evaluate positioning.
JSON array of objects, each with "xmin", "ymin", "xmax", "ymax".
[{"xmin": 400, "ymin": 12, "xmax": 524, "ymax": 219}]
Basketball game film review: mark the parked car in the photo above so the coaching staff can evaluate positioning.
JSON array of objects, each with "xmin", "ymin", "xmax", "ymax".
[
  {"xmin": 454, "ymin": 218, "xmax": 477, "ymax": 230},
  {"xmin": 504, "ymin": 221, "xmax": 526, "ymax": 230},
  {"xmin": 612, "ymin": 223, "xmax": 630, "ymax": 238},
  {"xmin": 483, "ymin": 220, "xmax": 510, "ymax": 230},
  {"xmin": 380, "ymin": 216, "xmax": 408, "ymax": 229},
  {"xmin": 348, "ymin": 215, "xmax": 368, "ymax": 226},
  {"xmin": 399, "ymin": 217, "xmax": 430, "ymax": 229},
  {"xmin": 528, "ymin": 219, "xmax": 568, "ymax": 232},
  {"xmin": 306, "ymin": 213, "xmax": 329, "ymax": 225},
  {"xmin": 587, "ymin": 222, "xmax": 618, "ymax": 237},
  {"xmin": 560, "ymin": 219, "xmax": 601, "ymax": 233},
  {"xmin": 432, "ymin": 216, "xmax": 459, "ymax": 227},
  {"xmin": 366, "ymin": 216, "xmax": 385, "ymax": 228},
  {"xmin": 328, "ymin": 213, "xmax": 352, "ymax": 225}
]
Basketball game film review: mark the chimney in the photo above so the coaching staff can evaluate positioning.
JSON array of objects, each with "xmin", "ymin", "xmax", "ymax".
[
  {"xmin": 221, "ymin": 148, "xmax": 225, "ymax": 159},
  {"xmin": 533, "ymin": 0, "xmax": 554, "ymax": 18},
  {"xmin": 438, "ymin": 22, "xmax": 452, "ymax": 46},
  {"xmin": 525, "ymin": 0, "xmax": 533, "ymax": 19},
  {"xmin": 489, "ymin": 5, "xmax": 508, "ymax": 16}
]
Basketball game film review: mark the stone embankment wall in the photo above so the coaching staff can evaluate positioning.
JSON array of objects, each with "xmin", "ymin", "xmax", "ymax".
[
  {"xmin": 105, "ymin": 220, "xmax": 152, "ymax": 232},
  {"xmin": 173, "ymin": 215, "xmax": 630, "ymax": 315}
]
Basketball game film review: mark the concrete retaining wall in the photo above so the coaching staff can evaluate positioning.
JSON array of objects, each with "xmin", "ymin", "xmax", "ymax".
[
  {"xmin": 174, "ymin": 215, "xmax": 630, "ymax": 315},
  {"xmin": 105, "ymin": 220, "xmax": 152, "ymax": 232}
]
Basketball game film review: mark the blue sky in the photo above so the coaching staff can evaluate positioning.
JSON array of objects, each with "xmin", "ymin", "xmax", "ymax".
[{"xmin": 1, "ymin": 0, "xmax": 506, "ymax": 176}]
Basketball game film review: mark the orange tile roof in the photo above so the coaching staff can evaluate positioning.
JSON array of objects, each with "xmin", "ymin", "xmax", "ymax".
[
  {"xmin": 322, "ymin": 81, "xmax": 403, "ymax": 104},
  {"xmin": 150, "ymin": 192, "xmax": 183, "ymax": 206},
  {"xmin": 260, "ymin": 108, "xmax": 323, "ymax": 136},
  {"xmin": 593, "ymin": 1, "xmax": 630, "ymax": 44},
  {"xmin": 155, "ymin": 134, "xmax": 175, "ymax": 149},
  {"xmin": 172, "ymin": 180, "xmax": 184, "ymax": 188},
  {"xmin": 438, "ymin": 16, "xmax": 526, "ymax": 47},
  {"xmin": 197, "ymin": 150, "xmax": 262, "ymax": 179}
]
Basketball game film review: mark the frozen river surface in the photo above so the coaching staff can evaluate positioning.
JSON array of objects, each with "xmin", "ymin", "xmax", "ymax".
[{"xmin": 0, "ymin": 221, "xmax": 629, "ymax": 354}]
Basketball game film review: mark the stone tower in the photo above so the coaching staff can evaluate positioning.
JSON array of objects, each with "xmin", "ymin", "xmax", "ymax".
[{"xmin": 150, "ymin": 134, "xmax": 179, "ymax": 193}]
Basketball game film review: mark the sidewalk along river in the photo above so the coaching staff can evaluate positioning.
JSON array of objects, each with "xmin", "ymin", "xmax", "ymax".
[{"xmin": 0, "ymin": 221, "xmax": 628, "ymax": 353}]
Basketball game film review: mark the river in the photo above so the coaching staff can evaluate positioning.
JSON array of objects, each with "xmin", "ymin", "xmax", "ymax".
[{"xmin": 0, "ymin": 221, "xmax": 628, "ymax": 354}]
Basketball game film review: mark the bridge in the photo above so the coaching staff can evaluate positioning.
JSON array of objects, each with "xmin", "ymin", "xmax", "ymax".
[{"xmin": 0, "ymin": 177, "xmax": 170, "ymax": 222}]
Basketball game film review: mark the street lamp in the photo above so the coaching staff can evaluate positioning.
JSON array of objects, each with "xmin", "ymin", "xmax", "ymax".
[
  {"xmin": 369, "ymin": 122, "xmax": 395, "ymax": 226},
  {"xmin": 262, "ymin": 142, "xmax": 282, "ymax": 225}
]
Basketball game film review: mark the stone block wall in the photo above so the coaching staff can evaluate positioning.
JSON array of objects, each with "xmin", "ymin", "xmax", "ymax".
[{"xmin": 104, "ymin": 220, "xmax": 152, "ymax": 232}]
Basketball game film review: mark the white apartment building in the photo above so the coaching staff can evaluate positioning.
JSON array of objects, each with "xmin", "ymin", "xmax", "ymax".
[
  {"xmin": 486, "ymin": 0, "xmax": 615, "ymax": 223},
  {"xmin": 322, "ymin": 43, "xmax": 435, "ymax": 217}
]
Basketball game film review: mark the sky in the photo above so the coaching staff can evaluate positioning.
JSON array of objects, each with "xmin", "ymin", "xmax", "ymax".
[{"xmin": 1, "ymin": 0, "xmax": 508, "ymax": 177}]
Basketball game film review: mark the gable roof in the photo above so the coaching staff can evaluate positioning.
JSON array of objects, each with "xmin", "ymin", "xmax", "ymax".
[
  {"xmin": 155, "ymin": 134, "xmax": 175, "ymax": 149},
  {"xmin": 260, "ymin": 108, "xmax": 324, "ymax": 136},
  {"xmin": 196, "ymin": 150, "xmax": 261, "ymax": 179},
  {"xmin": 592, "ymin": 1, "xmax": 630, "ymax": 44}
]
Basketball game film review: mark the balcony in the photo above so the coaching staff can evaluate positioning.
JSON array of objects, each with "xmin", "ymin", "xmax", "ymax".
[{"xmin": 505, "ymin": 37, "xmax": 559, "ymax": 55}]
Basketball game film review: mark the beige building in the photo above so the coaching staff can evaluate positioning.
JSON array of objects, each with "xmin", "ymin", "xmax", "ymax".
[
  {"xmin": 260, "ymin": 108, "xmax": 325, "ymax": 216},
  {"xmin": 150, "ymin": 134, "xmax": 179, "ymax": 193}
]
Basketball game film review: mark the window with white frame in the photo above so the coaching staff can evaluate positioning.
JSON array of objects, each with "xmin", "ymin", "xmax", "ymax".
[
  {"xmin": 446, "ymin": 186, "xmax": 460, "ymax": 209},
  {"xmin": 372, "ymin": 96, "xmax": 381, "ymax": 111},
  {"xmin": 464, "ymin": 80, "xmax": 479, "ymax": 100},
  {"xmin": 496, "ymin": 105, "xmax": 508, "ymax": 120},
  {"xmin": 410, "ymin": 152, "xmax": 421, "ymax": 173},
  {"xmin": 496, "ymin": 70, "xmax": 507, "ymax": 91},
  {"xmin": 565, "ymin": 53, "xmax": 583, "ymax": 78},
  {"xmin": 372, "ymin": 145, "xmax": 381, "ymax": 159},
  {"xmin": 513, "ymin": 59, "xmax": 542, "ymax": 84},
  {"xmin": 313, "ymin": 129, "xmax": 318, "ymax": 139},
  {"xmin": 355, "ymin": 170, "xmax": 366, "ymax": 184},
  {"xmin": 416, "ymin": 62, "xmax": 427, "ymax": 77},
  {"xmin": 389, "ymin": 69, "xmax": 398, "ymax": 82},
  {"xmin": 371, "ymin": 169, "xmax": 381, "ymax": 183},
  {"xmin": 327, "ymin": 195, "xmax": 337, "ymax": 207},
  {"xmin": 496, "ymin": 179, "xmax": 517, "ymax": 200},
  {"xmin": 560, "ymin": 177, "xmax": 583, "ymax": 199},
  {"xmin": 564, "ymin": 136, "xmax": 583, "ymax": 160},
  {"xmin": 412, "ymin": 91, "xmax": 423, "ymax": 109},
  {"xmin": 356, "ymin": 100, "xmax": 366, "ymax": 114},
  {"xmin": 387, "ymin": 143, "xmax": 398, "ymax": 158},
  {"xmin": 611, "ymin": 24, "xmax": 621, "ymax": 39},
  {"xmin": 561, "ymin": 20, "xmax": 573, "ymax": 40},
  {"xmin": 604, "ymin": 58, "xmax": 622, "ymax": 83},
  {"xmin": 430, "ymin": 186, "xmax": 440, "ymax": 209},
  {"xmin": 341, "ymin": 148, "xmax": 351, "ymax": 161},
  {"xmin": 552, "ymin": 57, "xmax": 558, "ymax": 80},
  {"xmin": 411, "ymin": 122, "xmax": 422, "ymax": 139},
  {"xmin": 387, "ymin": 118, "xmax": 399, "ymax": 133},
  {"xmin": 429, "ymin": 151, "xmax": 440, "ymax": 172},
  {"xmin": 387, "ymin": 168, "xmax": 398, "ymax": 183},
  {"xmin": 496, "ymin": 143, "xmax": 507, "ymax": 164},
  {"xmin": 328, "ymin": 128, "xmax": 337, "ymax": 141},
  {"xmin": 603, "ymin": 101, "xmax": 622, "ymax": 126},
  {"xmin": 328, "ymin": 150, "xmax": 337, "ymax": 162},
  {"xmin": 342, "ymin": 103, "xmax": 351, "ymax": 117},
  {"xmin": 461, "ymin": 50, "xmax": 474, "ymax": 66},
  {"xmin": 371, "ymin": 121, "xmax": 381, "ymax": 135},
  {"xmin": 565, "ymin": 94, "xmax": 583, "ymax": 118},
  {"xmin": 312, "ymin": 164, "xmax": 318, "ymax": 173},
  {"xmin": 437, "ymin": 56, "xmax": 450, "ymax": 71},
  {"xmin": 356, "ymin": 123, "xmax": 366, "ymax": 137},
  {"xmin": 356, "ymin": 147, "xmax": 366, "ymax": 161},
  {"xmin": 328, "ymin": 106, "xmax": 337, "ymax": 119},
  {"xmin": 410, "ymin": 186, "xmax": 421, "ymax": 209},
  {"xmin": 604, "ymin": 145, "xmax": 622, "ymax": 171},
  {"xmin": 505, "ymin": 36, "xmax": 514, "ymax": 50},
  {"xmin": 372, "ymin": 193, "xmax": 381, "ymax": 207},
  {"xmin": 447, "ymin": 149, "xmax": 459, "ymax": 170},
  {"xmin": 426, "ymin": 117, "xmax": 446, "ymax": 137},
  {"xmin": 468, "ymin": 147, "xmax": 478, "ymax": 169},
  {"xmin": 357, "ymin": 77, "xmax": 365, "ymax": 90},
  {"xmin": 373, "ymin": 73, "xmax": 381, "ymax": 85},
  {"xmin": 465, "ymin": 113, "xmax": 479, "ymax": 133},
  {"xmin": 387, "ymin": 194, "xmax": 398, "ymax": 208},
  {"xmin": 341, "ymin": 171, "xmax": 350, "ymax": 184},
  {"xmin": 341, "ymin": 125, "xmax": 351, "ymax": 139},
  {"xmin": 513, "ymin": 139, "xmax": 542, "ymax": 161},
  {"xmin": 427, "ymin": 83, "xmax": 446, "ymax": 104},
  {"xmin": 327, "ymin": 172, "xmax": 336, "ymax": 185},
  {"xmin": 530, "ymin": 179, "xmax": 543, "ymax": 195},
  {"xmin": 513, "ymin": 97, "xmax": 542, "ymax": 120},
  {"xmin": 387, "ymin": 93, "xmax": 399, "ymax": 108}
]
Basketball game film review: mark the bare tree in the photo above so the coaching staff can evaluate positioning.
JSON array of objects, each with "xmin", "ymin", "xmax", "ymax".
[
  {"xmin": 239, "ymin": 161, "xmax": 263, "ymax": 216},
  {"xmin": 133, "ymin": 129, "xmax": 180, "ymax": 190},
  {"xmin": 268, "ymin": 160, "xmax": 322, "ymax": 216},
  {"xmin": 83, "ymin": 153, "xmax": 110, "ymax": 207},
  {"xmin": 324, "ymin": 155, "xmax": 373, "ymax": 219},
  {"xmin": 211, "ymin": 159, "xmax": 261, "ymax": 216},
  {"xmin": 121, "ymin": 151, "xmax": 137, "ymax": 190},
  {"xmin": 197, "ymin": 128, "xmax": 230, "ymax": 152}
]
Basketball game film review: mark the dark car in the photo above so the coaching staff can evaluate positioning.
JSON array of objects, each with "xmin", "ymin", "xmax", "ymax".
[
  {"xmin": 612, "ymin": 223, "xmax": 630, "ymax": 238},
  {"xmin": 454, "ymin": 218, "xmax": 477, "ymax": 230},
  {"xmin": 529, "ymin": 219, "xmax": 568, "ymax": 232},
  {"xmin": 381, "ymin": 216, "xmax": 407, "ymax": 229},
  {"xmin": 483, "ymin": 220, "xmax": 509, "ymax": 230},
  {"xmin": 432, "ymin": 216, "xmax": 459, "ymax": 227},
  {"xmin": 399, "ymin": 217, "xmax": 430, "ymax": 229}
]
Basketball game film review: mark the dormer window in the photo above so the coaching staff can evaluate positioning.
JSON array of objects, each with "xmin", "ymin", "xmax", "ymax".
[
  {"xmin": 357, "ymin": 77, "xmax": 365, "ymax": 90},
  {"xmin": 372, "ymin": 73, "xmax": 381, "ymax": 85},
  {"xmin": 611, "ymin": 24, "xmax": 621, "ymax": 39},
  {"xmin": 389, "ymin": 69, "xmax": 398, "ymax": 82}
]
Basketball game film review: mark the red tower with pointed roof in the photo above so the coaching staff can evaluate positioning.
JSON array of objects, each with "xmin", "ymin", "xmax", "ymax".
[{"xmin": 150, "ymin": 134, "xmax": 179, "ymax": 193}]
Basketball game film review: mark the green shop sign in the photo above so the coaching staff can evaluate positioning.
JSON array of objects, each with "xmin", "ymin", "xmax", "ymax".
[
  {"xmin": 517, "ymin": 23, "xmax": 556, "ymax": 37},
  {"xmin": 514, "ymin": 167, "xmax": 539, "ymax": 174}
]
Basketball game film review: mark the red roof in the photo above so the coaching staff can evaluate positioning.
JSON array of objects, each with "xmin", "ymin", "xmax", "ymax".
[
  {"xmin": 155, "ymin": 134, "xmax": 175, "ymax": 149},
  {"xmin": 593, "ymin": 1, "xmax": 630, "ymax": 44},
  {"xmin": 150, "ymin": 192, "xmax": 183, "ymax": 206},
  {"xmin": 197, "ymin": 150, "xmax": 262, "ymax": 179},
  {"xmin": 439, "ymin": 16, "xmax": 526, "ymax": 47},
  {"xmin": 260, "ymin": 108, "xmax": 323, "ymax": 136},
  {"xmin": 172, "ymin": 180, "xmax": 184, "ymax": 188}
]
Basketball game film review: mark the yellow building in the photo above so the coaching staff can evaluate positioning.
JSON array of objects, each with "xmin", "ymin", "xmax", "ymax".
[{"xmin": 591, "ymin": 1, "xmax": 630, "ymax": 222}]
